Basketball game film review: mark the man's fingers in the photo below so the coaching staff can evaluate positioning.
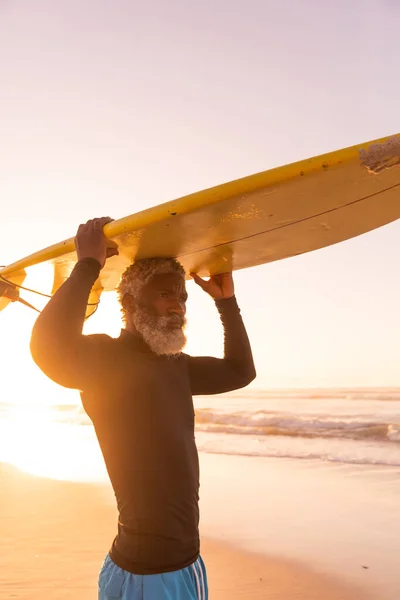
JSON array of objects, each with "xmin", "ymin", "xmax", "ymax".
[
  {"xmin": 98, "ymin": 216, "xmax": 114, "ymax": 227},
  {"xmin": 106, "ymin": 240, "xmax": 119, "ymax": 257},
  {"xmin": 190, "ymin": 273, "xmax": 208, "ymax": 289},
  {"xmin": 106, "ymin": 247, "xmax": 119, "ymax": 259},
  {"xmin": 91, "ymin": 217, "xmax": 113, "ymax": 232},
  {"xmin": 78, "ymin": 217, "xmax": 113, "ymax": 233},
  {"xmin": 77, "ymin": 218, "xmax": 114, "ymax": 231},
  {"xmin": 77, "ymin": 223, "xmax": 87, "ymax": 234}
]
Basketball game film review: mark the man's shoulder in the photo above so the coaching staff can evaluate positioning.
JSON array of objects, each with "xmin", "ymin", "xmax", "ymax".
[
  {"xmin": 85, "ymin": 332, "xmax": 114, "ymax": 341},
  {"xmin": 84, "ymin": 333, "xmax": 120, "ymax": 349}
]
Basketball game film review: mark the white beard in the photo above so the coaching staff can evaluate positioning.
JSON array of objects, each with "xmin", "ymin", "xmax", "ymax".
[{"xmin": 132, "ymin": 309, "xmax": 187, "ymax": 356}]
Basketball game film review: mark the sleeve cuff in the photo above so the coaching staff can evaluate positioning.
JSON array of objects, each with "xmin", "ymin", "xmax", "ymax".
[
  {"xmin": 73, "ymin": 257, "xmax": 102, "ymax": 279},
  {"xmin": 214, "ymin": 295, "xmax": 240, "ymax": 313}
]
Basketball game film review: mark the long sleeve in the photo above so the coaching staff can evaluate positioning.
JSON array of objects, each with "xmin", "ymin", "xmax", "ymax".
[
  {"xmin": 30, "ymin": 258, "xmax": 110, "ymax": 391},
  {"xmin": 187, "ymin": 296, "xmax": 256, "ymax": 395}
]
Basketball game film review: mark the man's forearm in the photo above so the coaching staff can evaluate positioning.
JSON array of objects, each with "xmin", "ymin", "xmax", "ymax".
[{"xmin": 215, "ymin": 295, "xmax": 256, "ymax": 383}]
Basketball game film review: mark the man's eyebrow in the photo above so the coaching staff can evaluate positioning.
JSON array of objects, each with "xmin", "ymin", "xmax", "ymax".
[{"xmin": 158, "ymin": 287, "xmax": 188, "ymax": 296}]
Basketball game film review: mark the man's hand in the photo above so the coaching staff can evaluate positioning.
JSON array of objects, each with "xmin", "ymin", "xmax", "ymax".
[
  {"xmin": 74, "ymin": 217, "xmax": 119, "ymax": 269},
  {"xmin": 190, "ymin": 272, "xmax": 234, "ymax": 300}
]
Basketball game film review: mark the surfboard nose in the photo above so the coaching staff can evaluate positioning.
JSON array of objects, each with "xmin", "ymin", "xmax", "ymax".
[
  {"xmin": 0, "ymin": 280, "xmax": 19, "ymax": 302},
  {"xmin": 0, "ymin": 270, "xmax": 26, "ymax": 312},
  {"xmin": 0, "ymin": 280, "xmax": 20, "ymax": 313}
]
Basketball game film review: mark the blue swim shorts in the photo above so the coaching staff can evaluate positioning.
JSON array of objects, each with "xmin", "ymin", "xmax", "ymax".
[{"xmin": 98, "ymin": 553, "xmax": 208, "ymax": 600}]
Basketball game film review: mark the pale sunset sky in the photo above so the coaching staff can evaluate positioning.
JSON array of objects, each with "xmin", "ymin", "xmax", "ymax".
[{"xmin": 0, "ymin": 0, "xmax": 399, "ymax": 401}]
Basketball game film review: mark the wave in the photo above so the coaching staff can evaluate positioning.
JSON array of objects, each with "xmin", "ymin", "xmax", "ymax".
[
  {"xmin": 197, "ymin": 444, "xmax": 400, "ymax": 467},
  {"xmin": 214, "ymin": 388, "xmax": 400, "ymax": 402},
  {"xmin": 195, "ymin": 409, "xmax": 400, "ymax": 442},
  {"xmin": 2, "ymin": 403, "xmax": 398, "ymax": 443}
]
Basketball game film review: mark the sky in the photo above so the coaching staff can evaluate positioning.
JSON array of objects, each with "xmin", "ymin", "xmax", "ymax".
[{"xmin": 0, "ymin": 0, "xmax": 399, "ymax": 397}]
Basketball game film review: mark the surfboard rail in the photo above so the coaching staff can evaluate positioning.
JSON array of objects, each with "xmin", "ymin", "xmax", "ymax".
[{"xmin": 0, "ymin": 132, "xmax": 399, "ymax": 317}]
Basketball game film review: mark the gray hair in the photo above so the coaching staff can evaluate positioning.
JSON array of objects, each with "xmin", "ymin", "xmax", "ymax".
[{"xmin": 117, "ymin": 257, "xmax": 186, "ymax": 307}]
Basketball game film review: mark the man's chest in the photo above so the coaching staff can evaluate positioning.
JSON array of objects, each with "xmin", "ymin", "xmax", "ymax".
[{"xmin": 82, "ymin": 351, "xmax": 195, "ymax": 433}]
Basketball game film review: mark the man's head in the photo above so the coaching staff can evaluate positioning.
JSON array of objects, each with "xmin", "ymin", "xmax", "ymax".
[{"xmin": 117, "ymin": 258, "xmax": 187, "ymax": 356}]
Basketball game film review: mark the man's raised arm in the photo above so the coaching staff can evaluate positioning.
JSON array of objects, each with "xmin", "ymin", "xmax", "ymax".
[
  {"xmin": 30, "ymin": 217, "xmax": 118, "ymax": 390},
  {"xmin": 187, "ymin": 272, "xmax": 256, "ymax": 395}
]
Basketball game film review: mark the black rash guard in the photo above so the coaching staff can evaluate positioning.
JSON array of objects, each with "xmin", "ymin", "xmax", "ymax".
[{"xmin": 30, "ymin": 258, "xmax": 256, "ymax": 575}]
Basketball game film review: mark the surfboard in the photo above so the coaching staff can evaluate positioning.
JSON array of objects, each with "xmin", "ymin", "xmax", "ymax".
[{"xmin": 1, "ymin": 133, "xmax": 400, "ymax": 317}]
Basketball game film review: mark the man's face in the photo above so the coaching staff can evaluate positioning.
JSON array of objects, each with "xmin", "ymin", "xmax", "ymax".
[
  {"xmin": 129, "ymin": 272, "xmax": 188, "ymax": 355},
  {"xmin": 140, "ymin": 272, "xmax": 188, "ymax": 324}
]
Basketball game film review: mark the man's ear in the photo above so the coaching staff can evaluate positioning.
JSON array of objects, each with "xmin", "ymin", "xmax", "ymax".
[{"xmin": 122, "ymin": 293, "xmax": 136, "ymax": 314}]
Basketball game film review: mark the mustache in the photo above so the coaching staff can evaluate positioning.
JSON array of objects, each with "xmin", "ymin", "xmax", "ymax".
[
  {"xmin": 135, "ymin": 304, "xmax": 186, "ymax": 329},
  {"xmin": 163, "ymin": 314, "xmax": 186, "ymax": 327}
]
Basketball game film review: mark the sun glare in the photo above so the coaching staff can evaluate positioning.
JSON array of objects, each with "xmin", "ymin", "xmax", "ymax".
[
  {"xmin": 0, "ymin": 401, "xmax": 107, "ymax": 481},
  {"xmin": 0, "ymin": 262, "xmax": 109, "ymax": 480}
]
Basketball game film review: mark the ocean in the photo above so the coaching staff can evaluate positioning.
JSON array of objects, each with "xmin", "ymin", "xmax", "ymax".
[
  {"xmin": 194, "ymin": 388, "xmax": 400, "ymax": 467},
  {"xmin": 0, "ymin": 388, "xmax": 399, "ymax": 481}
]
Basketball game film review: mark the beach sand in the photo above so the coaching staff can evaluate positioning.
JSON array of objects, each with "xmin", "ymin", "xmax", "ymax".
[
  {"xmin": 0, "ymin": 461, "xmax": 383, "ymax": 600},
  {"xmin": 199, "ymin": 453, "xmax": 400, "ymax": 600}
]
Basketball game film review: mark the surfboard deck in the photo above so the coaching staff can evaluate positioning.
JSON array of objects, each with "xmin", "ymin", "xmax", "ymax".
[{"xmin": 1, "ymin": 133, "xmax": 400, "ymax": 316}]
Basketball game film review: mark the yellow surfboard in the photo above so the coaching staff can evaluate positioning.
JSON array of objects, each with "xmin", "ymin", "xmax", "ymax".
[{"xmin": 1, "ymin": 133, "xmax": 400, "ymax": 317}]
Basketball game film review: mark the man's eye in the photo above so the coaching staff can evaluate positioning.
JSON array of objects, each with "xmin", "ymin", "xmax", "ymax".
[{"xmin": 160, "ymin": 292, "xmax": 168, "ymax": 298}]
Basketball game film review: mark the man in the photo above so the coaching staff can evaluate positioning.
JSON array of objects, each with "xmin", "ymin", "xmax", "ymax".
[{"xmin": 30, "ymin": 217, "xmax": 256, "ymax": 600}]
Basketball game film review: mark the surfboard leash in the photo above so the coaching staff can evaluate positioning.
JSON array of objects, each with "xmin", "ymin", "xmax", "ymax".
[{"xmin": 0, "ymin": 272, "xmax": 99, "ymax": 320}]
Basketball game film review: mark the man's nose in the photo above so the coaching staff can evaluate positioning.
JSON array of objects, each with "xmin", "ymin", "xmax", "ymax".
[{"xmin": 168, "ymin": 299, "xmax": 185, "ymax": 315}]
